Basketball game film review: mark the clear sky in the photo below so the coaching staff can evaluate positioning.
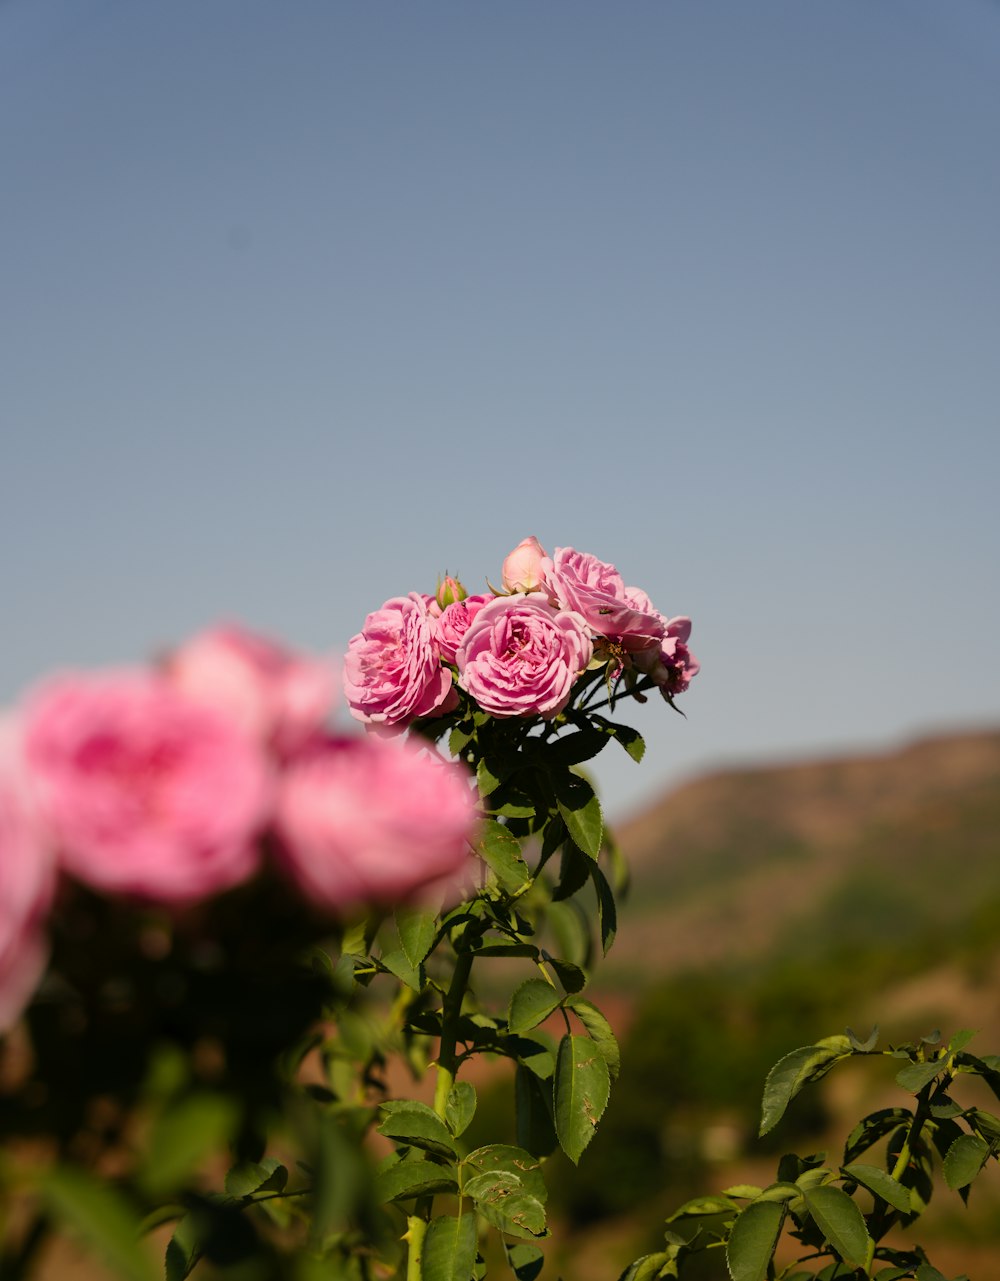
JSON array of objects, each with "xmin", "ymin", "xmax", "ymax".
[{"xmin": 3, "ymin": 0, "xmax": 998, "ymax": 818}]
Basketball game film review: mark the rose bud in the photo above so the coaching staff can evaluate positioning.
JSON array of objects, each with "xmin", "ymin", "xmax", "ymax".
[{"xmin": 501, "ymin": 536, "xmax": 547, "ymax": 593}]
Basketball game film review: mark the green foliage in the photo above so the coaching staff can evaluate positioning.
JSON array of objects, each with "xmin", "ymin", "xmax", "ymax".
[{"xmin": 623, "ymin": 1028, "xmax": 1000, "ymax": 1281}]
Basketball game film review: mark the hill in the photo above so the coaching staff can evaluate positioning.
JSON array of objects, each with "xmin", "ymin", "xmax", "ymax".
[{"xmin": 606, "ymin": 727, "xmax": 1000, "ymax": 981}]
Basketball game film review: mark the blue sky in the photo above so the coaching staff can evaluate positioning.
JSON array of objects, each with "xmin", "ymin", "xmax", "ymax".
[{"xmin": 3, "ymin": 1, "xmax": 998, "ymax": 817}]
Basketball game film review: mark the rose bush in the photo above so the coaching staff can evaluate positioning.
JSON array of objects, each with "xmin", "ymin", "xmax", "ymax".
[{"xmin": 0, "ymin": 543, "xmax": 706, "ymax": 1281}]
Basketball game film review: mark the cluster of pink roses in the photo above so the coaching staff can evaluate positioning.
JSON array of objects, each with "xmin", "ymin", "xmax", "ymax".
[
  {"xmin": 0, "ymin": 626, "xmax": 478, "ymax": 1030},
  {"xmin": 344, "ymin": 538, "xmax": 699, "ymax": 730}
]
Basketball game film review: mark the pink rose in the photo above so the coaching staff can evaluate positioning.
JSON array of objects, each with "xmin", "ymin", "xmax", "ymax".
[
  {"xmin": 275, "ymin": 735, "xmax": 477, "ymax": 910},
  {"xmin": 502, "ymin": 536, "xmax": 547, "ymax": 593},
  {"xmin": 22, "ymin": 672, "xmax": 271, "ymax": 905},
  {"xmin": 0, "ymin": 718, "xmax": 54, "ymax": 1029},
  {"xmin": 436, "ymin": 594, "xmax": 491, "ymax": 665},
  {"xmin": 168, "ymin": 624, "xmax": 336, "ymax": 757},
  {"xmin": 542, "ymin": 547, "xmax": 665, "ymax": 655},
  {"xmin": 343, "ymin": 593, "xmax": 457, "ymax": 730},
  {"xmin": 456, "ymin": 595, "xmax": 592, "ymax": 719},
  {"xmin": 635, "ymin": 616, "xmax": 701, "ymax": 697}
]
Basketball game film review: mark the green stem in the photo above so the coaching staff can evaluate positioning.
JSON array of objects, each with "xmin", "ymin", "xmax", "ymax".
[
  {"xmin": 433, "ymin": 950, "xmax": 474, "ymax": 1119},
  {"xmin": 405, "ymin": 947, "xmax": 475, "ymax": 1281},
  {"xmin": 584, "ymin": 676, "xmax": 656, "ymax": 715},
  {"xmin": 405, "ymin": 1214, "xmax": 428, "ymax": 1281}
]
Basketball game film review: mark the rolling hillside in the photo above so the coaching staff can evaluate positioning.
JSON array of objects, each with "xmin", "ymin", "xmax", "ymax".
[{"xmin": 607, "ymin": 727, "xmax": 1000, "ymax": 983}]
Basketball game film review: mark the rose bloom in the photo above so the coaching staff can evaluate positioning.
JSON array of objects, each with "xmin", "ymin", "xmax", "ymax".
[
  {"xmin": 21, "ymin": 672, "xmax": 271, "ymax": 905},
  {"xmin": 456, "ymin": 595, "xmax": 592, "ymax": 719},
  {"xmin": 435, "ymin": 594, "xmax": 491, "ymax": 665},
  {"xmin": 542, "ymin": 546, "xmax": 665, "ymax": 657},
  {"xmin": 343, "ymin": 593, "xmax": 457, "ymax": 730},
  {"xmin": 0, "ymin": 718, "xmax": 54, "ymax": 1030},
  {"xmin": 168, "ymin": 623, "xmax": 336, "ymax": 757},
  {"xmin": 275, "ymin": 735, "xmax": 478, "ymax": 910},
  {"xmin": 502, "ymin": 536, "xmax": 547, "ymax": 593},
  {"xmin": 635, "ymin": 616, "xmax": 701, "ymax": 697}
]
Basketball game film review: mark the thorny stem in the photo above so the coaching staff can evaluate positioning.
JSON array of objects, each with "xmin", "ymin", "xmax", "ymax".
[
  {"xmin": 404, "ymin": 943, "xmax": 477, "ymax": 1281},
  {"xmin": 432, "ymin": 949, "xmax": 474, "ymax": 1119}
]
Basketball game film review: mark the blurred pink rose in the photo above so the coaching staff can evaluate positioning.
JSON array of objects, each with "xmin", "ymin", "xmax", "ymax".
[
  {"xmin": 22, "ymin": 672, "xmax": 271, "ymax": 905},
  {"xmin": 168, "ymin": 624, "xmax": 335, "ymax": 757},
  {"xmin": 343, "ymin": 593, "xmax": 457, "ymax": 730},
  {"xmin": 502, "ymin": 536, "xmax": 547, "ymax": 593},
  {"xmin": 436, "ymin": 594, "xmax": 491, "ymax": 665},
  {"xmin": 0, "ymin": 718, "xmax": 54, "ymax": 1030},
  {"xmin": 276, "ymin": 735, "xmax": 477, "ymax": 910},
  {"xmin": 542, "ymin": 547, "xmax": 665, "ymax": 655},
  {"xmin": 456, "ymin": 595, "xmax": 592, "ymax": 719}
]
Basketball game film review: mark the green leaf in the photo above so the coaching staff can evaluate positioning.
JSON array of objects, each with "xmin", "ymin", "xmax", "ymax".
[
  {"xmin": 396, "ymin": 908, "xmax": 438, "ymax": 968},
  {"xmin": 140, "ymin": 1094, "xmax": 239, "ymax": 1197},
  {"xmin": 377, "ymin": 1100, "xmax": 458, "ymax": 1158},
  {"xmin": 969, "ymin": 1107, "xmax": 1000, "ymax": 1144},
  {"xmin": 949, "ymin": 1029, "xmax": 977, "ymax": 1054},
  {"xmin": 422, "ymin": 1213, "xmax": 478, "ymax": 1281},
  {"xmin": 551, "ymin": 841, "xmax": 592, "ymax": 901},
  {"xmin": 478, "ymin": 819, "xmax": 532, "ymax": 894},
  {"xmin": 380, "ymin": 947, "xmax": 423, "ymax": 992},
  {"xmin": 445, "ymin": 1081, "xmax": 477, "ymax": 1137},
  {"xmin": 667, "ymin": 1194, "xmax": 739, "ymax": 1220},
  {"xmin": 802, "ymin": 1185, "xmax": 872, "ymax": 1267},
  {"xmin": 164, "ymin": 1214, "xmax": 200, "ymax": 1281},
  {"xmin": 477, "ymin": 756, "xmax": 504, "ymax": 797},
  {"xmin": 724, "ymin": 1199, "xmax": 784, "ymax": 1281},
  {"xmin": 41, "ymin": 1166, "xmax": 156, "ymax": 1281},
  {"xmin": 508, "ymin": 978, "xmax": 562, "ymax": 1035},
  {"xmin": 473, "ymin": 941, "xmax": 539, "ymax": 958},
  {"xmin": 548, "ymin": 727, "xmax": 607, "ymax": 767},
  {"xmin": 374, "ymin": 1157, "xmax": 459, "ymax": 1203},
  {"xmin": 846, "ymin": 1025, "xmax": 879, "ymax": 1053},
  {"xmin": 755, "ymin": 1182, "xmax": 803, "ymax": 1203},
  {"xmin": 589, "ymin": 859, "xmax": 618, "ymax": 954},
  {"xmin": 546, "ymin": 897, "xmax": 591, "ymax": 968},
  {"xmin": 554, "ymin": 773, "xmax": 603, "ymax": 859},
  {"xmin": 616, "ymin": 1253, "xmax": 674, "ymax": 1281},
  {"xmin": 841, "ymin": 1163, "xmax": 911, "ymax": 1213},
  {"xmin": 224, "ymin": 1158, "xmax": 288, "ymax": 1199},
  {"xmin": 590, "ymin": 714, "xmax": 646, "ymax": 762},
  {"xmin": 760, "ymin": 1037, "xmax": 852, "ymax": 1136},
  {"xmin": 567, "ymin": 996, "xmax": 620, "ymax": 1079},
  {"xmin": 449, "ymin": 723, "xmax": 474, "ymax": 755},
  {"xmin": 914, "ymin": 1266, "xmax": 949, "ymax": 1281},
  {"xmin": 463, "ymin": 1172, "xmax": 547, "ymax": 1239},
  {"xmin": 463, "ymin": 1144, "xmax": 547, "ymax": 1200},
  {"xmin": 554, "ymin": 1033, "xmax": 611, "ymax": 1164},
  {"xmin": 896, "ymin": 1057, "xmax": 946, "ymax": 1094},
  {"xmin": 515, "ymin": 1064, "xmax": 557, "ymax": 1157},
  {"xmin": 550, "ymin": 957, "xmax": 587, "ymax": 994},
  {"xmin": 843, "ymin": 1107, "xmax": 912, "ymax": 1164},
  {"xmin": 943, "ymin": 1133, "xmax": 990, "ymax": 1190},
  {"xmin": 506, "ymin": 1243, "xmax": 545, "ymax": 1281}
]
